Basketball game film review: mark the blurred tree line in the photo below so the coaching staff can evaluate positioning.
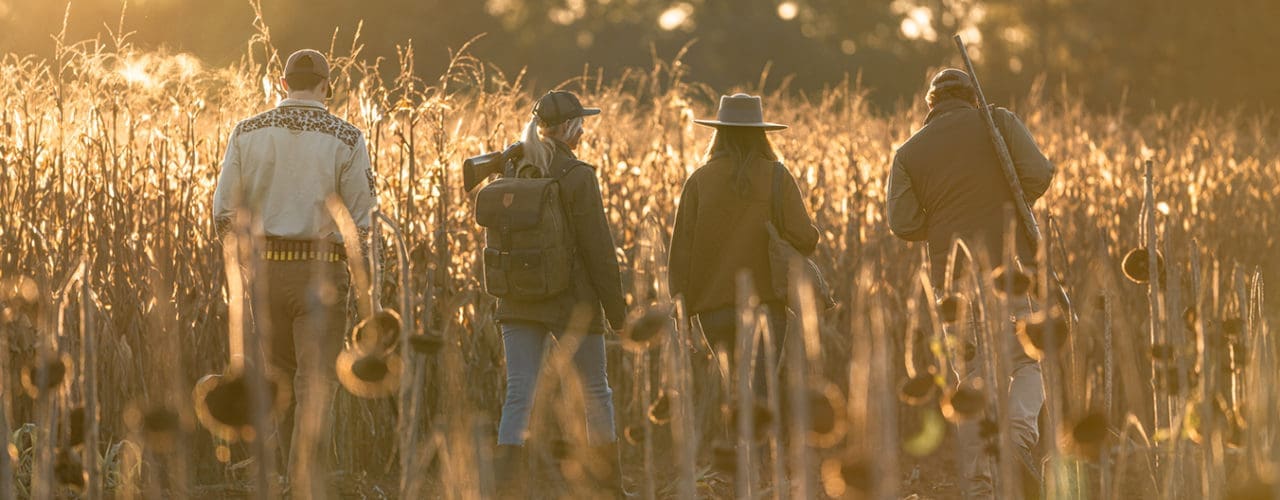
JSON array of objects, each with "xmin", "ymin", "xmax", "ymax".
[{"xmin": 1, "ymin": 0, "xmax": 1276, "ymax": 112}]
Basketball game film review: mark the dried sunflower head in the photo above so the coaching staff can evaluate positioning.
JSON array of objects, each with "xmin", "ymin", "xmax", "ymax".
[
  {"xmin": 54, "ymin": 447, "xmax": 85, "ymax": 492},
  {"xmin": 1063, "ymin": 412, "xmax": 1108, "ymax": 457},
  {"xmin": 622, "ymin": 305, "xmax": 672, "ymax": 351},
  {"xmin": 1121, "ymin": 248, "xmax": 1165, "ymax": 285},
  {"xmin": 990, "ymin": 266, "xmax": 1033, "ymax": 297},
  {"xmin": 807, "ymin": 382, "xmax": 847, "ymax": 448},
  {"xmin": 21, "ymin": 352, "xmax": 72, "ymax": 399},
  {"xmin": 336, "ymin": 348, "xmax": 403, "ymax": 399},
  {"xmin": 938, "ymin": 294, "xmax": 964, "ymax": 323},
  {"xmin": 192, "ymin": 370, "xmax": 291, "ymax": 442},
  {"xmin": 821, "ymin": 456, "xmax": 872, "ymax": 497},
  {"xmin": 1016, "ymin": 310, "xmax": 1070, "ymax": 360},
  {"xmin": 647, "ymin": 389, "xmax": 671, "ymax": 425},
  {"xmin": 352, "ymin": 308, "xmax": 402, "ymax": 352},
  {"xmin": 942, "ymin": 378, "xmax": 987, "ymax": 422},
  {"xmin": 898, "ymin": 373, "xmax": 939, "ymax": 406}
]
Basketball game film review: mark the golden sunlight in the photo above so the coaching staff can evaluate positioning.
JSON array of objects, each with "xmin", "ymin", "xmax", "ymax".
[{"xmin": 658, "ymin": 3, "xmax": 693, "ymax": 31}]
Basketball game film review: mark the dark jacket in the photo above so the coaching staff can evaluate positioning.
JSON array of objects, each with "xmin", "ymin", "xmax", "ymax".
[
  {"xmin": 668, "ymin": 155, "xmax": 820, "ymax": 314},
  {"xmin": 887, "ymin": 99, "xmax": 1055, "ymax": 284},
  {"xmin": 495, "ymin": 141, "xmax": 627, "ymax": 334}
]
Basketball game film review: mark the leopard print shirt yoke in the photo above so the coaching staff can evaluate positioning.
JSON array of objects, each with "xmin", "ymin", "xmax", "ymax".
[
  {"xmin": 233, "ymin": 105, "xmax": 375, "ymax": 193},
  {"xmin": 234, "ymin": 105, "xmax": 362, "ymax": 149}
]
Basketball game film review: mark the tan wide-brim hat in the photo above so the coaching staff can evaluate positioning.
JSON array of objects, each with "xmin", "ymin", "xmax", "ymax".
[{"xmin": 694, "ymin": 93, "xmax": 787, "ymax": 131}]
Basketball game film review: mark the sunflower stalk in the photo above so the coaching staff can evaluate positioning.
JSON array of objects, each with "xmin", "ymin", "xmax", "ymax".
[
  {"xmin": 376, "ymin": 211, "xmax": 422, "ymax": 499},
  {"xmin": 786, "ymin": 255, "xmax": 821, "ymax": 498},
  {"xmin": 222, "ymin": 218, "xmax": 276, "ymax": 500},
  {"xmin": 733, "ymin": 271, "xmax": 758, "ymax": 499},
  {"xmin": 1143, "ymin": 160, "xmax": 1171, "ymax": 471},
  {"xmin": 667, "ymin": 298, "xmax": 699, "ymax": 500}
]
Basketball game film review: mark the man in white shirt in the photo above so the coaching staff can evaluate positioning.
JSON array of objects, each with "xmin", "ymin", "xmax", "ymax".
[{"xmin": 213, "ymin": 48, "xmax": 374, "ymax": 497}]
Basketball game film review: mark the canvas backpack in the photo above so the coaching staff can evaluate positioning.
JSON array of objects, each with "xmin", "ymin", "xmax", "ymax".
[{"xmin": 473, "ymin": 160, "xmax": 581, "ymax": 300}]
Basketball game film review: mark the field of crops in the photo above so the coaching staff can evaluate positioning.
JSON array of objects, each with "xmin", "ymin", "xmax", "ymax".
[{"xmin": 0, "ymin": 19, "xmax": 1277, "ymax": 500}]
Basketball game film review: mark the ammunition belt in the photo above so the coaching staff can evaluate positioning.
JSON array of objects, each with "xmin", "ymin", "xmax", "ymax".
[{"xmin": 264, "ymin": 238, "xmax": 347, "ymax": 262}]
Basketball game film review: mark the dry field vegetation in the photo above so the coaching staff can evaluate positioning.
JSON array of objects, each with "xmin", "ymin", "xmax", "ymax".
[{"xmin": 1, "ymin": 11, "xmax": 1278, "ymax": 500}]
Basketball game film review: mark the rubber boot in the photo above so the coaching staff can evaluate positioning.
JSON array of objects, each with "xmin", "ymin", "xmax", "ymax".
[{"xmin": 493, "ymin": 444, "xmax": 528, "ymax": 500}]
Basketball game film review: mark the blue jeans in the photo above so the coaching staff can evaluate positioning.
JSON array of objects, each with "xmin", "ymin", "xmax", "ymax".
[{"xmin": 497, "ymin": 321, "xmax": 617, "ymax": 446}]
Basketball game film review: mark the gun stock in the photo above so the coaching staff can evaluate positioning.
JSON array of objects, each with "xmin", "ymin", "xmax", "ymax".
[{"xmin": 463, "ymin": 142, "xmax": 524, "ymax": 193}]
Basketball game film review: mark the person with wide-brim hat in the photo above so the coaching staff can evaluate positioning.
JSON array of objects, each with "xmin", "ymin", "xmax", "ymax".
[{"xmin": 668, "ymin": 93, "xmax": 819, "ymax": 391}]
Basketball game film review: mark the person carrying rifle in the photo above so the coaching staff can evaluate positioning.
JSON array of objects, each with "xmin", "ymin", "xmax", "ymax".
[
  {"xmin": 886, "ymin": 68, "xmax": 1056, "ymax": 498},
  {"xmin": 212, "ymin": 49, "xmax": 375, "ymax": 498}
]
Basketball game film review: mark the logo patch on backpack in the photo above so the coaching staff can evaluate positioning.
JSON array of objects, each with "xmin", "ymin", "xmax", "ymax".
[{"xmin": 502, "ymin": 193, "xmax": 515, "ymax": 207}]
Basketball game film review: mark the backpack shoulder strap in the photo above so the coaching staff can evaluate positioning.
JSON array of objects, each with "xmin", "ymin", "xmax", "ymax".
[{"xmin": 552, "ymin": 160, "xmax": 589, "ymax": 181}]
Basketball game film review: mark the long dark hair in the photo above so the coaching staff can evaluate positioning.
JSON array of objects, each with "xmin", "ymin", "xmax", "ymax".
[{"xmin": 704, "ymin": 126, "xmax": 778, "ymax": 196}]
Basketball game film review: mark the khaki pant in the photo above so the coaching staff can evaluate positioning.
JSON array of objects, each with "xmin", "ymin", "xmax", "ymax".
[
  {"xmin": 259, "ymin": 260, "xmax": 349, "ymax": 499},
  {"xmin": 954, "ymin": 296, "xmax": 1044, "ymax": 499}
]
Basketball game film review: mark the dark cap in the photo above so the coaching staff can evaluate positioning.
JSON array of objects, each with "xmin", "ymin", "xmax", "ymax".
[
  {"xmin": 928, "ymin": 68, "xmax": 973, "ymax": 93},
  {"xmin": 285, "ymin": 49, "xmax": 331, "ymax": 80},
  {"xmin": 533, "ymin": 91, "xmax": 600, "ymax": 126}
]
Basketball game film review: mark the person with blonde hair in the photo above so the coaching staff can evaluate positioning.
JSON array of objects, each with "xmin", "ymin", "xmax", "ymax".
[{"xmin": 488, "ymin": 91, "xmax": 628, "ymax": 498}]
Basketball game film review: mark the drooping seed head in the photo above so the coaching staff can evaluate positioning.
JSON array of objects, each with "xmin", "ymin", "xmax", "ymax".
[
  {"xmin": 352, "ymin": 309, "xmax": 402, "ymax": 353},
  {"xmin": 942, "ymin": 379, "xmax": 986, "ymax": 422},
  {"xmin": 647, "ymin": 389, "xmax": 671, "ymax": 425},
  {"xmin": 1070, "ymin": 413, "xmax": 1108, "ymax": 445},
  {"xmin": 808, "ymin": 383, "xmax": 847, "ymax": 448},
  {"xmin": 192, "ymin": 370, "xmax": 291, "ymax": 442},
  {"xmin": 54, "ymin": 448, "xmax": 86, "ymax": 492},
  {"xmin": 1121, "ymin": 247, "xmax": 1165, "ymax": 285},
  {"xmin": 1016, "ymin": 310, "xmax": 1070, "ymax": 360},
  {"xmin": 623, "ymin": 305, "xmax": 672, "ymax": 351},
  {"xmin": 938, "ymin": 294, "xmax": 963, "ymax": 323},
  {"xmin": 820, "ymin": 457, "xmax": 873, "ymax": 497},
  {"xmin": 623, "ymin": 425, "xmax": 645, "ymax": 446},
  {"xmin": 990, "ymin": 266, "xmax": 1033, "ymax": 297},
  {"xmin": 20, "ymin": 352, "xmax": 71, "ymax": 399},
  {"xmin": 336, "ymin": 348, "xmax": 403, "ymax": 399},
  {"xmin": 898, "ymin": 373, "xmax": 938, "ymax": 406}
]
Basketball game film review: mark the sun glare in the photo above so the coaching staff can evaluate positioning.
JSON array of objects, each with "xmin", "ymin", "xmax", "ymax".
[
  {"xmin": 658, "ymin": 3, "xmax": 693, "ymax": 31},
  {"xmin": 777, "ymin": 1, "xmax": 798, "ymax": 21}
]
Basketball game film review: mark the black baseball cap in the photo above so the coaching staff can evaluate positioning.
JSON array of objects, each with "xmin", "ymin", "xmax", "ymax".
[{"xmin": 533, "ymin": 91, "xmax": 600, "ymax": 126}]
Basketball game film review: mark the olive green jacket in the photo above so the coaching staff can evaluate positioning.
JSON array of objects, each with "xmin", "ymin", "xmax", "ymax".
[
  {"xmin": 495, "ymin": 141, "xmax": 627, "ymax": 334},
  {"xmin": 669, "ymin": 155, "xmax": 820, "ymax": 314},
  {"xmin": 887, "ymin": 99, "xmax": 1055, "ymax": 283}
]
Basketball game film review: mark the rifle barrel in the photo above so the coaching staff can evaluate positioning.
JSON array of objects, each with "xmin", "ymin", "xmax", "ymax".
[{"xmin": 952, "ymin": 35, "xmax": 1043, "ymax": 246}]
